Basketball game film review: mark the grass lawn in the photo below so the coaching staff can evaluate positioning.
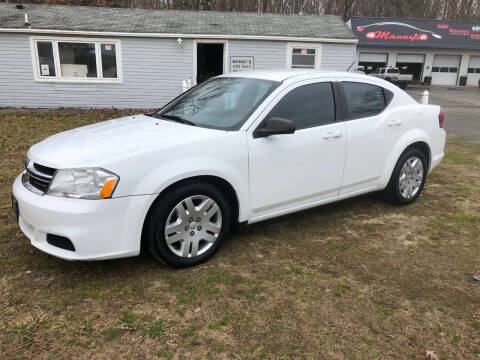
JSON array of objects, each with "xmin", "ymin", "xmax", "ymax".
[{"xmin": 1, "ymin": 109, "xmax": 480, "ymax": 360}]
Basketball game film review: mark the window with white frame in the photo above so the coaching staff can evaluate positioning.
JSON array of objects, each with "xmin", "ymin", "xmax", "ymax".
[
  {"xmin": 291, "ymin": 48, "xmax": 317, "ymax": 69},
  {"xmin": 32, "ymin": 38, "xmax": 122, "ymax": 82},
  {"xmin": 287, "ymin": 43, "xmax": 320, "ymax": 69}
]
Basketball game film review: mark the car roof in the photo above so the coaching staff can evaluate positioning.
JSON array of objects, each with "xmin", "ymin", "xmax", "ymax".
[
  {"xmin": 219, "ymin": 70, "xmax": 373, "ymax": 82},
  {"xmin": 219, "ymin": 69, "xmax": 417, "ymax": 106}
]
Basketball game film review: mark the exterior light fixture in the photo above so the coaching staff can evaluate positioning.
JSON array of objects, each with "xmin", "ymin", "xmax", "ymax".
[{"xmin": 177, "ymin": 38, "xmax": 183, "ymax": 49}]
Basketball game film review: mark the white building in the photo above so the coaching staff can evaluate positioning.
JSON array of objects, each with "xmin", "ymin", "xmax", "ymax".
[
  {"xmin": 0, "ymin": 3, "xmax": 357, "ymax": 108},
  {"xmin": 348, "ymin": 16, "xmax": 480, "ymax": 86}
]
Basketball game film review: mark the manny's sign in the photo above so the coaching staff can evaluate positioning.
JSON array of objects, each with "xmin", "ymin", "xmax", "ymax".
[{"xmin": 348, "ymin": 17, "xmax": 480, "ymax": 49}]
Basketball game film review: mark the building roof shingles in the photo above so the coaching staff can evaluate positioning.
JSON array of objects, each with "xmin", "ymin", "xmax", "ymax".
[{"xmin": 0, "ymin": 3, "xmax": 356, "ymax": 40}]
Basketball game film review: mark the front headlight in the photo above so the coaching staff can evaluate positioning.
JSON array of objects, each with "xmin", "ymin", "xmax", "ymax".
[{"xmin": 47, "ymin": 168, "xmax": 119, "ymax": 199}]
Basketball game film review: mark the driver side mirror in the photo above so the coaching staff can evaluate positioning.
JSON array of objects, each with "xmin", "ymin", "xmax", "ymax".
[{"xmin": 253, "ymin": 117, "xmax": 296, "ymax": 139}]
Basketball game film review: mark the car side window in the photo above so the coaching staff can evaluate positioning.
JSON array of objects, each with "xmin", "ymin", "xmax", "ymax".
[
  {"xmin": 384, "ymin": 88, "xmax": 394, "ymax": 105},
  {"xmin": 265, "ymin": 82, "xmax": 335, "ymax": 130},
  {"xmin": 342, "ymin": 82, "xmax": 389, "ymax": 120}
]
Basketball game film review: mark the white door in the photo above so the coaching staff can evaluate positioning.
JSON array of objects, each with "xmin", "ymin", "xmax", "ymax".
[
  {"xmin": 467, "ymin": 56, "xmax": 480, "ymax": 86},
  {"xmin": 247, "ymin": 79, "xmax": 346, "ymax": 220},
  {"xmin": 396, "ymin": 54, "xmax": 425, "ymax": 63},
  {"xmin": 431, "ymin": 55, "xmax": 461, "ymax": 85},
  {"xmin": 339, "ymin": 80, "xmax": 406, "ymax": 195},
  {"xmin": 359, "ymin": 53, "xmax": 388, "ymax": 63},
  {"xmin": 358, "ymin": 53, "xmax": 388, "ymax": 74}
]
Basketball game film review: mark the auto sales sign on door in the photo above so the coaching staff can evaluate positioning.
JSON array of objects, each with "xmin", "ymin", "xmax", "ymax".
[{"xmin": 349, "ymin": 17, "xmax": 480, "ymax": 49}]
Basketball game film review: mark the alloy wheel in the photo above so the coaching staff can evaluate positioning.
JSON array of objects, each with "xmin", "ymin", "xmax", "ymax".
[
  {"xmin": 164, "ymin": 195, "xmax": 222, "ymax": 258},
  {"xmin": 398, "ymin": 156, "xmax": 424, "ymax": 199}
]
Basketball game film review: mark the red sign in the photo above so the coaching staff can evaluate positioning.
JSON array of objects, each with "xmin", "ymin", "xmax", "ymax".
[
  {"xmin": 448, "ymin": 29, "xmax": 470, "ymax": 35},
  {"xmin": 449, "ymin": 28, "xmax": 470, "ymax": 35},
  {"xmin": 366, "ymin": 31, "xmax": 429, "ymax": 42}
]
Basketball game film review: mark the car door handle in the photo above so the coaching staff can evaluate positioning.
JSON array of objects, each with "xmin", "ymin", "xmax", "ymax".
[
  {"xmin": 388, "ymin": 119, "xmax": 402, "ymax": 127},
  {"xmin": 322, "ymin": 131, "xmax": 342, "ymax": 139}
]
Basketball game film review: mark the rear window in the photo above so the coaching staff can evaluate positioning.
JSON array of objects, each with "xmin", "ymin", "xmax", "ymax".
[{"xmin": 387, "ymin": 69, "xmax": 400, "ymax": 74}]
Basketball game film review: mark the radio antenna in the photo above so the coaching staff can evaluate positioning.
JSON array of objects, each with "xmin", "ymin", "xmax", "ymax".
[{"xmin": 346, "ymin": 58, "xmax": 357, "ymax": 72}]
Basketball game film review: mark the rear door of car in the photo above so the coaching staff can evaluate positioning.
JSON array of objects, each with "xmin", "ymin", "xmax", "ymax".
[{"xmin": 337, "ymin": 78, "xmax": 401, "ymax": 195}]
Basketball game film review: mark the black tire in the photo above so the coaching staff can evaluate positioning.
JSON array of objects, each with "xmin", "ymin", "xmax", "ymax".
[
  {"xmin": 384, "ymin": 147, "xmax": 428, "ymax": 205},
  {"xmin": 145, "ymin": 181, "xmax": 231, "ymax": 268}
]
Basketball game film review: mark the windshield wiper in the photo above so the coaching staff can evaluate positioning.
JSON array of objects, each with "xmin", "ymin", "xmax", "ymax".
[{"xmin": 157, "ymin": 114, "xmax": 196, "ymax": 126}]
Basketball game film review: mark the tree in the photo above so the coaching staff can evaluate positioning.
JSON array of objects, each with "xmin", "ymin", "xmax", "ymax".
[{"xmin": 2, "ymin": 0, "xmax": 479, "ymax": 21}]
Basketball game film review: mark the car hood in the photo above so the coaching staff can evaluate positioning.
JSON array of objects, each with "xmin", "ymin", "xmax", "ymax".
[{"xmin": 28, "ymin": 114, "xmax": 227, "ymax": 168}]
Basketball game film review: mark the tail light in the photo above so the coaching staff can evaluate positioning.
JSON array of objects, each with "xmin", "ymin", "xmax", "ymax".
[{"xmin": 439, "ymin": 112, "xmax": 445, "ymax": 128}]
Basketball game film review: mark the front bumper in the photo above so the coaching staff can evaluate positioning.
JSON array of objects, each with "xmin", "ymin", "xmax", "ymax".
[{"xmin": 12, "ymin": 174, "xmax": 156, "ymax": 261}]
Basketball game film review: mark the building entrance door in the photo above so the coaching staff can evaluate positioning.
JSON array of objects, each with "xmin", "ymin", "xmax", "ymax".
[{"xmin": 196, "ymin": 43, "xmax": 225, "ymax": 84}]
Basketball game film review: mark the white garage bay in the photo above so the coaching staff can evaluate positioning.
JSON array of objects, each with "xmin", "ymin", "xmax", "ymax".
[
  {"xmin": 431, "ymin": 55, "xmax": 461, "ymax": 85},
  {"xmin": 467, "ymin": 56, "xmax": 480, "ymax": 86}
]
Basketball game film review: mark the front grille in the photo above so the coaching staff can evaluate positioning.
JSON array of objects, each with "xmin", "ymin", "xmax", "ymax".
[
  {"xmin": 22, "ymin": 161, "xmax": 56, "ymax": 195},
  {"xmin": 33, "ymin": 163, "xmax": 56, "ymax": 176}
]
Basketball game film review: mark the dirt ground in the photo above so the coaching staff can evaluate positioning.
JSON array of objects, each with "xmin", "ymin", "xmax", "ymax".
[{"xmin": 1, "ymin": 109, "xmax": 479, "ymax": 359}]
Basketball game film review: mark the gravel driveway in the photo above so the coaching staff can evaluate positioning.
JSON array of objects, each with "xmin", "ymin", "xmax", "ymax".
[{"xmin": 407, "ymin": 86, "xmax": 480, "ymax": 145}]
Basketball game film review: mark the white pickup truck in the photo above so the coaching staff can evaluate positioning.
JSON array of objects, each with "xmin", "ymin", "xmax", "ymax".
[{"xmin": 370, "ymin": 67, "xmax": 413, "ymax": 88}]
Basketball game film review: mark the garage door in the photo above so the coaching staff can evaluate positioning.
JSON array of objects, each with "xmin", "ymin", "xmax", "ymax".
[
  {"xmin": 396, "ymin": 54, "xmax": 425, "ymax": 82},
  {"xmin": 467, "ymin": 56, "xmax": 480, "ymax": 86},
  {"xmin": 359, "ymin": 53, "xmax": 388, "ymax": 63},
  {"xmin": 431, "ymin": 55, "xmax": 461, "ymax": 85},
  {"xmin": 396, "ymin": 54, "xmax": 425, "ymax": 63}
]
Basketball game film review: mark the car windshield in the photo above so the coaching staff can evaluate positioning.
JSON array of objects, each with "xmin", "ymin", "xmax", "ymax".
[
  {"xmin": 155, "ymin": 77, "xmax": 279, "ymax": 130},
  {"xmin": 387, "ymin": 69, "xmax": 400, "ymax": 74}
]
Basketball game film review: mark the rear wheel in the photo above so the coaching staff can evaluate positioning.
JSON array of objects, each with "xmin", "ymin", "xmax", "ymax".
[
  {"xmin": 146, "ymin": 181, "xmax": 231, "ymax": 267},
  {"xmin": 384, "ymin": 148, "xmax": 427, "ymax": 205}
]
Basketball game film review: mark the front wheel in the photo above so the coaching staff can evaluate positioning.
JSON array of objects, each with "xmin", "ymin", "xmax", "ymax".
[
  {"xmin": 384, "ymin": 148, "xmax": 427, "ymax": 205},
  {"xmin": 145, "ymin": 181, "xmax": 231, "ymax": 267}
]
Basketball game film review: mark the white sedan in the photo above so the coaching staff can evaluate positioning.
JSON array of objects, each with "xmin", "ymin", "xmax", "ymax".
[{"xmin": 12, "ymin": 71, "xmax": 446, "ymax": 267}]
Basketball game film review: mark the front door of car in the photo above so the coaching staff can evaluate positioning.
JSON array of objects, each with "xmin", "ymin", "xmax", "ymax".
[
  {"xmin": 247, "ymin": 79, "xmax": 346, "ymax": 220},
  {"xmin": 338, "ymin": 80, "xmax": 402, "ymax": 195}
]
